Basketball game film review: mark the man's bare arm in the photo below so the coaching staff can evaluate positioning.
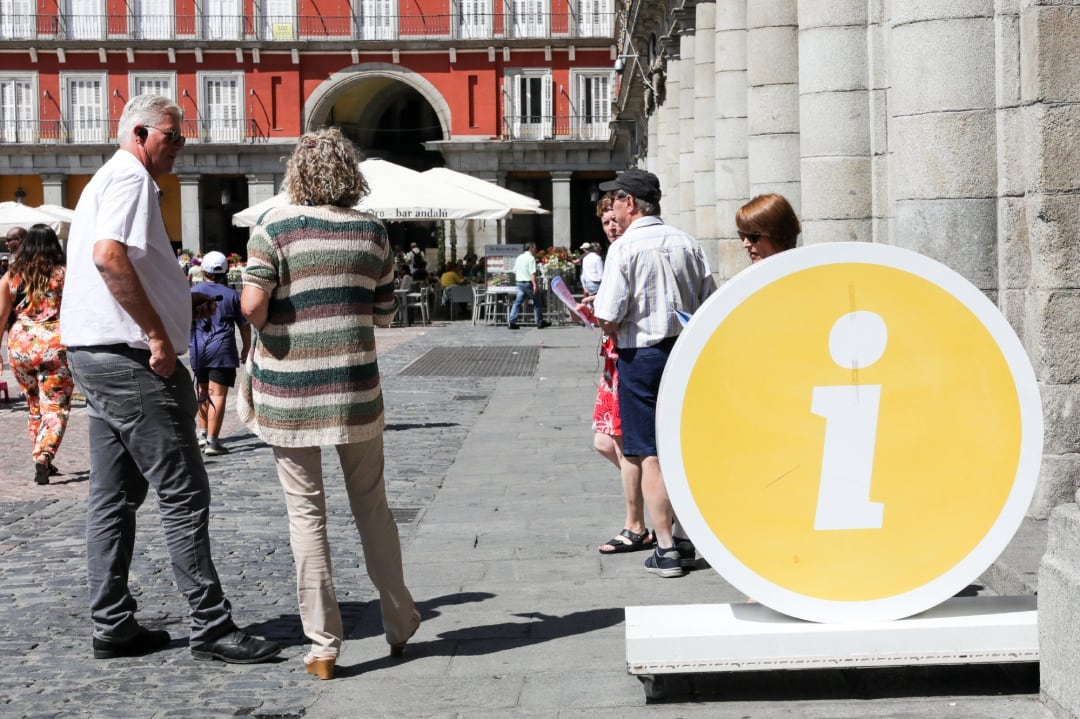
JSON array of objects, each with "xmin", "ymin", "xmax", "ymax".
[{"xmin": 92, "ymin": 239, "xmax": 176, "ymax": 377}]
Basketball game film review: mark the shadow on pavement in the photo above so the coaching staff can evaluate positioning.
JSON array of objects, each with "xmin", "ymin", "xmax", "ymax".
[{"xmin": 334, "ymin": 606, "xmax": 623, "ymax": 678}]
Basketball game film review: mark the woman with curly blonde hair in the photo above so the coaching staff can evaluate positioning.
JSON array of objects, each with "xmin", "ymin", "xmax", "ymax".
[
  {"xmin": 0, "ymin": 223, "xmax": 74, "ymax": 484},
  {"xmin": 240, "ymin": 127, "xmax": 419, "ymax": 680}
]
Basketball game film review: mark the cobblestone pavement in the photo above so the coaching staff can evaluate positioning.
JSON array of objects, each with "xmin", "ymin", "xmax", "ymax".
[
  {"xmin": 0, "ymin": 322, "xmax": 523, "ymax": 719},
  {"xmin": 0, "ymin": 320, "xmax": 1051, "ymax": 719}
]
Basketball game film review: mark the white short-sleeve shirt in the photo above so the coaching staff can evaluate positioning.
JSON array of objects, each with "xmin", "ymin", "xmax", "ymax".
[{"xmin": 60, "ymin": 150, "xmax": 191, "ymax": 352}]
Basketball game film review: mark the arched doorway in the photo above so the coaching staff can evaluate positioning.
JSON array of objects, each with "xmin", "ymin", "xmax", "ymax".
[{"xmin": 305, "ymin": 66, "xmax": 452, "ymax": 258}]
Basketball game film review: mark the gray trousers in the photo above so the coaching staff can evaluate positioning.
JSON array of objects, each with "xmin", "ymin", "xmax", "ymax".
[{"xmin": 69, "ymin": 346, "xmax": 235, "ymax": 643}]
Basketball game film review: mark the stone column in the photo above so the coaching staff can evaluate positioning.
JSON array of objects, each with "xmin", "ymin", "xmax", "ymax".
[
  {"xmin": 746, "ymin": 0, "xmax": 800, "ymax": 204},
  {"xmin": 887, "ymin": 3, "xmax": 997, "ymax": 290},
  {"xmin": 1030, "ymin": 0, "xmax": 1080, "ymax": 702},
  {"xmin": 550, "ymin": 171, "xmax": 572, "ymax": 246},
  {"xmin": 797, "ymin": 1, "xmax": 871, "ymax": 245},
  {"xmin": 41, "ymin": 173, "xmax": 66, "ymax": 207},
  {"xmin": 678, "ymin": 11, "xmax": 697, "ymax": 236},
  {"xmin": 178, "ymin": 174, "xmax": 202, "ymax": 252},
  {"xmin": 693, "ymin": 1, "xmax": 717, "ymax": 254},
  {"xmin": 661, "ymin": 40, "xmax": 682, "ymax": 225},
  {"xmin": 713, "ymin": 0, "xmax": 749, "ymax": 280},
  {"xmin": 245, "ymin": 173, "xmax": 278, "ymax": 208}
]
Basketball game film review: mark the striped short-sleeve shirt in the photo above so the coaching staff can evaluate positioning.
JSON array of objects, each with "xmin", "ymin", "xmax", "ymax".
[{"xmin": 242, "ymin": 204, "xmax": 397, "ymax": 448}]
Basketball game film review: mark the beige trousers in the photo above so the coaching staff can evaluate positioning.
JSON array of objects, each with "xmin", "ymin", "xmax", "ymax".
[{"xmin": 273, "ymin": 435, "xmax": 417, "ymax": 658}]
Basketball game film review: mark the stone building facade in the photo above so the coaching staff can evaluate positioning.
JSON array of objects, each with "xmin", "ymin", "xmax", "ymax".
[{"xmin": 612, "ymin": 0, "xmax": 1080, "ymax": 713}]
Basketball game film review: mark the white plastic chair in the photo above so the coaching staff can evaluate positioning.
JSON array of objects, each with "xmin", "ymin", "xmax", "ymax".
[{"xmin": 406, "ymin": 285, "xmax": 430, "ymax": 325}]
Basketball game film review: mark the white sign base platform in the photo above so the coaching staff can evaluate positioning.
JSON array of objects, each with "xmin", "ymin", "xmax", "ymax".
[{"xmin": 625, "ymin": 596, "xmax": 1037, "ymax": 699}]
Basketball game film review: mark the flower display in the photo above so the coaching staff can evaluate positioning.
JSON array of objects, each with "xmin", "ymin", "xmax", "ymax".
[{"xmin": 537, "ymin": 246, "xmax": 578, "ymax": 276}]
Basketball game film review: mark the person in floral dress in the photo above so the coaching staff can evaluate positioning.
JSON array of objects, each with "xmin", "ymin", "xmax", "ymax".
[
  {"xmin": 0, "ymin": 223, "xmax": 74, "ymax": 485},
  {"xmin": 578, "ymin": 196, "xmax": 654, "ymax": 554}
]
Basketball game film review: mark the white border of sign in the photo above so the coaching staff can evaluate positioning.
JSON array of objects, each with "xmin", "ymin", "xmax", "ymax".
[{"xmin": 656, "ymin": 242, "xmax": 1043, "ymax": 623}]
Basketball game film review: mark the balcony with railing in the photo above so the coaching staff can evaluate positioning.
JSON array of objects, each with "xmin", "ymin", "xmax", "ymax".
[
  {"xmin": 1, "ymin": 11, "xmax": 614, "ymax": 42},
  {"xmin": 0, "ymin": 118, "xmax": 266, "ymax": 144},
  {"xmin": 502, "ymin": 114, "xmax": 611, "ymax": 141}
]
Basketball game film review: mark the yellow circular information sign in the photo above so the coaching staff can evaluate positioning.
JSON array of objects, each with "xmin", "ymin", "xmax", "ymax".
[{"xmin": 657, "ymin": 243, "xmax": 1042, "ymax": 623}]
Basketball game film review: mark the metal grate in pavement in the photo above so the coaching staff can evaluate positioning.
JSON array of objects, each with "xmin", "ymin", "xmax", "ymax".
[
  {"xmin": 391, "ymin": 506, "xmax": 422, "ymax": 524},
  {"xmin": 398, "ymin": 345, "xmax": 540, "ymax": 377}
]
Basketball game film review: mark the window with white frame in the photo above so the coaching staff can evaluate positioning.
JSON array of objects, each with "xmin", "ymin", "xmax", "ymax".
[
  {"xmin": 67, "ymin": 0, "xmax": 105, "ymax": 39},
  {"xmin": 132, "ymin": 0, "xmax": 173, "ymax": 39},
  {"xmin": 130, "ymin": 73, "xmax": 175, "ymax": 101},
  {"xmin": 261, "ymin": 0, "xmax": 294, "ymax": 40},
  {"xmin": 508, "ymin": 0, "xmax": 545, "ymax": 38},
  {"xmin": 457, "ymin": 0, "xmax": 490, "ymax": 40},
  {"xmin": 203, "ymin": 0, "xmax": 242, "ymax": 40},
  {"xmin": 64, "ymin": 74, "xmax": 106, "ymax": 143},
  {"xmin": 356, "ymin": 0, "xmax": 394, "ymax": 40},
  {"xmin": 200, "ymin": 74, "xmax": 243, "ymax": 142},
  {"xmin": 575, "ymin": 0, "xmax": 610, "ymax": 37},
  {"xmin": 0, "ymin": 75, "xmax": 34, "ymax": 143},
  {"xmin": 505, "ymin": 70, "xmax": 551, "ymax": 140},
  {"xmin": 571, "ymin": 70, "xmax": 611, "ymax": 140},
  {"xmin": 0, "ymin": 0, "xmax": 34, "ymax": 39}
]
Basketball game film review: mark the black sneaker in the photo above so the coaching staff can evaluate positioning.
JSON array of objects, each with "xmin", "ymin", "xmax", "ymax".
[
  {"xmin": 508, "ymin": 323, "xmax": 520, "ymax": 330},
  {"xmin": 673, "ymin": 536, "xmax": 696, "ymax": 568},
  {"xmin": 93, "ymin": 626, "xmax": 172, "ymax": 659},
  {"xmin": 537, "ymin": 320, "xmax": 550, "ymax": 329},
  {"xmin": 33, "ymin": 463, "xmax": 49, "ymax": 485},
  {"xmin": 644, "ymin": 547, "xmax": 686, "ymax": 578}
]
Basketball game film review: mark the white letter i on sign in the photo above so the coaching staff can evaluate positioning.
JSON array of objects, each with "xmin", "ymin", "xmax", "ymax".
[{"xmin": 812, "ymin": 311, "xmax": 888, "ymax": 531}]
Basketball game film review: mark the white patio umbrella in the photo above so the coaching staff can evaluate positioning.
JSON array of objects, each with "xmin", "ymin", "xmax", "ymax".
[
  {"xmin": 232, "ymin": 158, "xmax": 512, "ymax": 227},
  {"xmin": 0, "ymin": 202, "xmax": 72, "ymax": 238},
  {"xmin": 422, "ymin": 168, "xmax": 549, "ymax": 215}
]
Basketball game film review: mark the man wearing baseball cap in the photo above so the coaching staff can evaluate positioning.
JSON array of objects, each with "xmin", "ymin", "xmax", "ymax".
[
  {"xmin": 189, "ymin": 250, "xmax": 250, "ymax": 456},
  {"xmin": 579, "ymin": 242, "xmax": 604, "ymax": 295},
  {"xmin": 592, "ymin": 168, "xmax": 716, "ymax": 578}
]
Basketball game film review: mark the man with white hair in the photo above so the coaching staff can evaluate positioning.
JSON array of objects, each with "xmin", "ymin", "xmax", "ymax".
[{"xmin": 60, "ymin": 94, "xmax": 280, "ymax": 664}]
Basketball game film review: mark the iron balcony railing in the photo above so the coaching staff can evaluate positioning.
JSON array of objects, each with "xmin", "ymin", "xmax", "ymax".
[
  {"xmin": 0, "ymin": 12, "xmax": 614, "ymax": 42},
  {"xmin": 0, "ymin": 118, "xmax": 266, "ymax": 144},
  {"xmin": 502, "ymin": 114, "xmax": 611, "ymax": 141}
]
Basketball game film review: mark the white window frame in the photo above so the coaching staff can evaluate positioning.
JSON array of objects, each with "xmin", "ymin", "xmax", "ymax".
[
  {"xmin": 66, "ymin": 0, "xmax": 105, "ymax": 39},
  {"xmin": 61, "ymin": 72, "xmax": 107, "ymax": 143},
  {"xmin": 570, "ymin": 69, "xmax": 612, "ymax": 140},
  {"xmin": 198, "ymin": 72, "xmax": 245, "ymax": 143},
  {"xmin": 131, "ymin": 0, "xmax": 173, "ymax": 39},
  {"xmin": 456, "ymin": 0, "xmax": 490, "ymax": 40},
  {"xmin": 261, "ymin": 0, "xmax": 295, "ymax": 40},
  {"xmin": 203, "ymin": 0, "xmax": 243, "ymax": 40},
  {"xmin": 356, "ymin": 0, "xmax": 395, "ymax": 40},
  {"xmin": 505, "ymin": 69, "xmax": 551, "ymax": 140},
  {"xmin": 575, "ymin": 0, "xmax": 610, "ymax": 37},
  {"xmin": 0, "ymin": 73, "xmax": 36, "ymax": 143},
  {"xmin": 129, "ymin": 73, "xmax": 177, "ymax": 102},
  {"xmin": 0, "ymin": 0, "xmax": 35, "ymax": 39},
  {"xmin": 507, "ymin": 0, "xmax": 546, "ymax": 39}
]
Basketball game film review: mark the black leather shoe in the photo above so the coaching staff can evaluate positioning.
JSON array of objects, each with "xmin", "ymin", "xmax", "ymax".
[
  {"xmin": 191, "ymin": 629, "xmax": 281, "ymax": 664},
  {"xmin": 537, "ymin": 320, "xmax": 550, "ymax": 329},
  {"xmin": 508, "ymin": 323, "xmax": 520, "ymax": 330},
  {"xmin": 93, "ymin": 626, "xmax": 171, "ymax": 659}
]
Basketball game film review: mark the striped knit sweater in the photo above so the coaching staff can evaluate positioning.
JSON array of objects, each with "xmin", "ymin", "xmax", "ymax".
[{"xmin": 241, "ymin": 204, "xmax": 397, "ymax": 448}]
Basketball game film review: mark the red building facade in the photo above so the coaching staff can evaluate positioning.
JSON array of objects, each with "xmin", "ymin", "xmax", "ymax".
[{"xmin": 0, "ymin": 0, "xmax": 630, "ymax": 254}]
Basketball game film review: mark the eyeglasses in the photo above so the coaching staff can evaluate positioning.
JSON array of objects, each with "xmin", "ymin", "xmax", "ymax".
[
  {"xmin": 148, "ymin": 126, "xmax": 186, "ymax": 146},
  {"xmin": 737, "ymin": 231, "xmax": 770, "ymax": 243}
]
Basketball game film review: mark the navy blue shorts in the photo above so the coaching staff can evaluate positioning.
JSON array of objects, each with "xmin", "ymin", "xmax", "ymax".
[
  {"xmin": 616, "ymin": 336, "xmax": 677, "ymax": 457},
  {"xmin": 195, "ymin": 366, "xmax": 237, "ymax": 387}
]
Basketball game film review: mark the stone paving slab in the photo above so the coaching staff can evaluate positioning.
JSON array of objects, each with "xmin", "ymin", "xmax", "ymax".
[{"xmin": 0, "ymin": 321, "xmax": 1054, "ymax": 718}]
